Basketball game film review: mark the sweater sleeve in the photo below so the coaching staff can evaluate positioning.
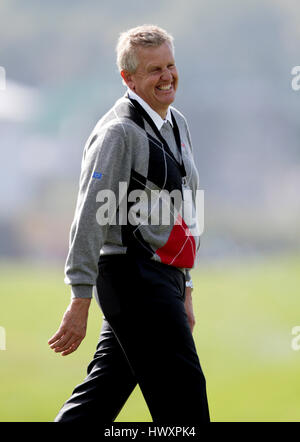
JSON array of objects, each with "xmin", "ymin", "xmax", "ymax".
[
  {"xmin": 182, "ymin": 118, "xmax": 201, "ymax": 285},
  {"xmin": 64, "ymin": 123, "xmax": 131, "ymax": 299},
  {"xmin": 185, "ymin": 269, "xmax": 191, "ymax": 282}
]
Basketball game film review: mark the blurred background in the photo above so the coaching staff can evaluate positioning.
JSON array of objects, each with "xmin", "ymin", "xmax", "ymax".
[{"xmin": 0, "ymin": 0, "xmax": 299, "ymax": 422}]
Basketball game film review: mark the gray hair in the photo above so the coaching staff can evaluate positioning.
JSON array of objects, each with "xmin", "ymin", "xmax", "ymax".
[{"xmin": 116, "ymin": 24, "xmax": 174, "ymax": 73}]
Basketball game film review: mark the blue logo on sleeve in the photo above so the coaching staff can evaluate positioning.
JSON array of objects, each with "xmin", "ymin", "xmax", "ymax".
[{"xmin": 92, "ymin": 172, "xmax": 103, "ymax": 180}]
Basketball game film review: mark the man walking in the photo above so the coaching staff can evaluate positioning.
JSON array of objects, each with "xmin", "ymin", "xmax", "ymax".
[{"xmin": 48, "ymin": 25, "xmax": 210, "ymax": 423}]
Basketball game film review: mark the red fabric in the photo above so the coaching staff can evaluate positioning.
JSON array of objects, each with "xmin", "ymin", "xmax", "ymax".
[{"xmin": 156, "ymin": 214, "xmax": 196, "ymax": 268}]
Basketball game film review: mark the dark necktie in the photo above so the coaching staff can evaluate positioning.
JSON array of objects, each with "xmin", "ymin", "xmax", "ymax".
[{"xmin": 160, "ymin": 120, "xmax": 182, "ymax": 164}]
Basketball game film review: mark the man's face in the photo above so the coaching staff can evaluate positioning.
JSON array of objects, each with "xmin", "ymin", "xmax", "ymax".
[{"xmin": 122, "ymin": 42, "xmax": 179, "ymax": 119}]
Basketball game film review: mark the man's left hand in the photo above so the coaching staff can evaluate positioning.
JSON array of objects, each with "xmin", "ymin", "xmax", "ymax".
[{"xmin": 184, "ymin": 287, "xmax": 195, "ymax": 333}]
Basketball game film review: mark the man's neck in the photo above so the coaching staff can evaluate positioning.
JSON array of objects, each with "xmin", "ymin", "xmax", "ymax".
[{"xmin": 126, "ymin": 88, "xmax": 172, "ymax": 130}]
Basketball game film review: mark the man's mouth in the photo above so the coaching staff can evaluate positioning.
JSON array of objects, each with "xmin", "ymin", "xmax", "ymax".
[{"xmin": 156, "ymin": 83, "xmax": 173, "ymax": 91}]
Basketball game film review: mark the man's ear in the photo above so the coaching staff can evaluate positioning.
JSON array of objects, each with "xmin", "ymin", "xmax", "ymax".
[{"xmin": 121, "ymin": 70, "xmax": 135, "ymax": 90}]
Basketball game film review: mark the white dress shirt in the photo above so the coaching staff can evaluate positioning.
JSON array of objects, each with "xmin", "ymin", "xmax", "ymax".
[{"xmin": 127, "ymin": 88, "xmax": 173, "ymax": 130}]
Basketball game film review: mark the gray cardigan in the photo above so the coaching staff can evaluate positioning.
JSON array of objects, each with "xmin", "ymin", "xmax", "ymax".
[{"xmin": 65, "ymin": 94, "xmax": 200, "ymax": 298}]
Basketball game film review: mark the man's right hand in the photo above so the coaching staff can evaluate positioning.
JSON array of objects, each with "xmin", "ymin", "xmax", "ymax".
[{"xmin": 48, "ymin": 298, "xmax": 91, "ymax": 356}]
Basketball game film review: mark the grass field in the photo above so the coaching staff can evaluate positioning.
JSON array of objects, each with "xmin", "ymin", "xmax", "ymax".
[{"xmin": 0, "ymin": 253, "xmax": 300, "ymax": 422}]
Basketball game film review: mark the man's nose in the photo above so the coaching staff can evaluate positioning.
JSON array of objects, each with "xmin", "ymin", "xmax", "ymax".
[{"xmin": 160, "ymin": 68, "xmax": 173, "ymax": 81}]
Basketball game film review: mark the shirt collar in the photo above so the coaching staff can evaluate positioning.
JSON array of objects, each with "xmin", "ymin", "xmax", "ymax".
[{"xmin": 126, "ymin": 88, "xmax": 173, "ymax": 131}]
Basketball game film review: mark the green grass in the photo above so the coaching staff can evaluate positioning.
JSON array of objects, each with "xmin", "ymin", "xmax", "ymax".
[{"xmin": 0, "ymin": 254, "xmax": 299, "ymax": 422}]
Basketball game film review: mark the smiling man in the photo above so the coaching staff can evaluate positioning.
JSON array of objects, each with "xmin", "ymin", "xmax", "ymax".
[
  {"xmin": 121, "ymin": 40, "xmax": 178, "ymax": 118},
  {"xmin": 49, "ymin": 25, "xmax": 210, "ymax": 423}
]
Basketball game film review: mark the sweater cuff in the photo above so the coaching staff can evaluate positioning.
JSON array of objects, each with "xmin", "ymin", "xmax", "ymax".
[
  {"xmin": 185, "ymin": 269, "xmax": 191, "ymax": 281},
  {"xmin": 71, "ymin": 285, "xmax": 93, "ymax": 299}
]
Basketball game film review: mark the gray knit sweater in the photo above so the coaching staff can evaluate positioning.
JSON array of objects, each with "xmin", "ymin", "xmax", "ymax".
[{"xmin": 65, "ymin": 94, "xmax": 201, "ymax": 298}]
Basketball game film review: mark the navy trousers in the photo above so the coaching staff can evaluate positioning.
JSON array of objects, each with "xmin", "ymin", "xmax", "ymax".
[{"xmin": 55, "ymin": 254, "xmax": 210, "ymax": 423}]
